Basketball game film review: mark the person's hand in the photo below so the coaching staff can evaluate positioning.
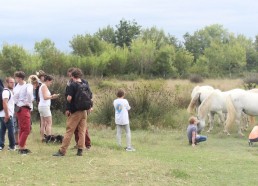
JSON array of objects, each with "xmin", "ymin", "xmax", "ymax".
[
  {"xmin": 65, "ymin": 110, "xmax": 71, "ymax": 117},
  {"xmin": 192, "ymin": 143, "xmax": 196, "ymax": 147},
  {"xmin": 4, "ymin": 115, "xmax": 10, "ymax": 123},
  {"xmin": 52, "ymin": 94, "xmax": 60, "ymax": 99}
]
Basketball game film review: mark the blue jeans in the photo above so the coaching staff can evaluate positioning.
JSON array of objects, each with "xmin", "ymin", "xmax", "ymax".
[
  {"xmin": 196, "ymin": 135, "xmax": 207, "ymax": 143},
  {"xmin": 0, "ymin": 116, "xmax": 16, "ymax": 149}
]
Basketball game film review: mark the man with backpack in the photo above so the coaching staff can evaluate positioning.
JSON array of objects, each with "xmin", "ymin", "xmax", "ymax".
[
  {"xmin": 0, "ymin": 77, "xmax": 16, "ymax": 151},
  {"xmin": 53, "ymin": 68, "xmax": 92, "ymax": 156},
  {"xmin": 66, "ymin": 68, "xmax": 92, "ymax": 150}
]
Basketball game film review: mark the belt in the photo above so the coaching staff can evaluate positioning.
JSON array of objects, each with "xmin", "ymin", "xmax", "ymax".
[{"xmin": 21, "ymin": 106, "xmax": 31, "ymax": 110}]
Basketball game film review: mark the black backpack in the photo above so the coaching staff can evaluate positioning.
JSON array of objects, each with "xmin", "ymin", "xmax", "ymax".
[
  {"xmin": 0, "ymin": 87, "xmax": 11, "ymax": 111},
  {"xmin": 73, "ymin": 82, "xmax": 92, "ymax": 111}
]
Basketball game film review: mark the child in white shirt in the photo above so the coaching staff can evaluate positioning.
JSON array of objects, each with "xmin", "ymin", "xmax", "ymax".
[{"xmin": 113, "ymin": 89, "xmax": 135, "ymax": 151}]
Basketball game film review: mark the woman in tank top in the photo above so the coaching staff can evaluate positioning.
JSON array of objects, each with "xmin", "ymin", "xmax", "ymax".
[{"xmin": 38, "ymin": 75, "xmax": 59, "ymax": 142}]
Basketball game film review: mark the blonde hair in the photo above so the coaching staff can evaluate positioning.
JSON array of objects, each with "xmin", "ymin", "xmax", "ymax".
[{"xmin": 28, "ymin": 75, "xmax": 39, "ymax": 85}]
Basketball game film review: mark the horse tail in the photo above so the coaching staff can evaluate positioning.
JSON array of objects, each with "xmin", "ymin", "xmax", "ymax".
[
  {"xmin": 197, "ymin": 91, "xmax": 214, "ymax": 120},
  {"xmin": 187, "ymin": 92, "xmax": 200, "ymax": 114},
  {"xmin": 225, "ymin": 95, "xmax": 236, "ymax": 132},
  {"xmin": 249, "ymin": 116, "xmax": 256, "ymax": 126}
]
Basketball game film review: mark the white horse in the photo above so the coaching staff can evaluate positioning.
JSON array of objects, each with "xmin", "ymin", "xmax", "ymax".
[
  {"xmin": 197, "ymin": 88, "xmax": 257, "ymax": 134},
  {"xmin": 187, "ymin": 85, "xmax": 214, "ymax": 114},
  {"xmin": 196, "ymin": 89, "xmax": 245, "ymax": 133},
  {"xmin": 225, "ymin": 89, "xmax": 258, "ymax": 136}
]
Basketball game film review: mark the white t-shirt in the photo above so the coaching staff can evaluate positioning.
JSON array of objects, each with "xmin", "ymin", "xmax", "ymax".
[
  {"xmin": 113, "ymin": 98, "xmax": 131, "ymax": 125},
  {"xmin": 0, "ymin": 88, "xmax": 14, "ymax": 117},
  {"xmin": 38, "ymin": 84, "xmax": 51, "ymax": 107}
]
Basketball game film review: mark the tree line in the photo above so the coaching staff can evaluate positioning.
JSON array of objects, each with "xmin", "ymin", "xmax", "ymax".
[{"xmin": 1, "ymin": 19, "xmax": 258, "ymax": 78}]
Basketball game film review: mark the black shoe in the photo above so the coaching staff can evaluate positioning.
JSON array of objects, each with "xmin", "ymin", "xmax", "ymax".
[
  {"xmin": 77, "ymin": 149, "xmax": 83, "ymax": 156},
  {"xmin": 18, "ymin": 149, "xmax": 30, "ymax": 155},
  {"xmin": 24, "ymin": 149, "xmax": 32, "ymax": 153},
  {"xmin": 53, "ymin": 150, "xmax": 64, "ymax": 156}
]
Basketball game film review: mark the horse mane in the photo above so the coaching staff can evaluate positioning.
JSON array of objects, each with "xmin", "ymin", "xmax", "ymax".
[
  {"xmin": 225, "ymin": 95, "xmax": 236, "ymax": 132},
  {"xmin": 187, "ymin": 92, "xmax": 200, "ymax": 114},
  {"xmin": 197, "ymin": 91, "xmax": 216, "ymax": 120},
  {"xmin": 190, "ymin": 85, "xmax": 200, "ymax": 98}
]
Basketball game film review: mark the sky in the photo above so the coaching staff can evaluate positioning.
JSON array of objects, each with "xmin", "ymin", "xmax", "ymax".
[{"xmin": 1, "ymin": 0, "xmax": 258, "ymax": 52}]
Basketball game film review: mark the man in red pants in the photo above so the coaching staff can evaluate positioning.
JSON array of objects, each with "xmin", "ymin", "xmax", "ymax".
[{"xmin": 13, "ymin": 71, "xmax": 34, "ymax": 155}]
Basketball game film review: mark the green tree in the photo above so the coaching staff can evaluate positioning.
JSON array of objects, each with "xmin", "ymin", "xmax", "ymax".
[
  {"xmin": 183, "ymin": 24, "xmax": 229, "ymax": 62},
  {"xmin": 115, "ymin": 19, "xmax": 141, "ymax": 48},
  {"xmin": 70, "ymin": 34, "xmax": 108, "ymax": 57},
  {"xmin": 152, "ymin": 44, "xmax": 176, "ymax": 77},
  {"xmin": 34, "ymin": 39, "xmax": 67, "ymax": 74},
  {"xmin": 174, "ymin": 49, "xmax": 194, "ymax": 77},
  {"xmin": 95, "ymin": 25, "xmax": 116, "ymax": 44},
  {"xmin": 140, "ymin": 27, "xmax": 178, "ymax": 49},
  {"xmin": 203, "ymin": 40, "xmax": 246, "ymax": 77},
  {"xmin": 0, "ymin": 44, "xmax": 28, "ymax": 76},
  {"xmin": 129, "ymin": 39, "xmax": 156, "ymax": 75}
]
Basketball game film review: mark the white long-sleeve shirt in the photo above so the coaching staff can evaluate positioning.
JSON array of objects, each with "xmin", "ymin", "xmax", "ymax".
[{"xmin": 14, "ymin": 83, "xmax": 34, "ymax": 109}]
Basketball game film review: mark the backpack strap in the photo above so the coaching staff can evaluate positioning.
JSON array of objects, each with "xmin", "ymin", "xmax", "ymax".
[{"xmin": 3, "ymin": 88, "xmax": 11, "ymax": 101}]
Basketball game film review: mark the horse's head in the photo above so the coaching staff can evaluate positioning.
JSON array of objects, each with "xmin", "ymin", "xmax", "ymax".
[{"xmin": 197, "ymin": 119, "xmax": 206, "ymax": 134}]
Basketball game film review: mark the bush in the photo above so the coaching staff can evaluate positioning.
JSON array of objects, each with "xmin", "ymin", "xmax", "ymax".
[
  {"xmin": 91, "ymin": 81, "xmax": 184, "ymax": 129},
  {"xmin": 91, "ymin": 89, "xmax": 115, "ymax": 126},
  {"xmin": 189, "ymin": 74, "xmax": 203, "ymax": 83},
  {"xmin": 243, "ymin": 74, "xmax": 258, "ymax": 89},
  {"xmin": 49, "ymin": 75, "xmax": 68, "ymax": 112}
]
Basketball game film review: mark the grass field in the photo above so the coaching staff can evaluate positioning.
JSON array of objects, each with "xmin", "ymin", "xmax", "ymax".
[{"xmin": 1, "ymin": 122, "xmax": 258, "ymax": 186}]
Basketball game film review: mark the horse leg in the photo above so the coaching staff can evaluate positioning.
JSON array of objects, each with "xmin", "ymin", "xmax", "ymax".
[
  {"xmin": 218, "ymin": 111, "xmax": 225, "ymax": 126},
  {"xmin": 207, "ymin": 112, "xmax": 215, "ymax": 133},
  {"xmin": 241, "ymin": 113, "xmax": 249, "ymax": 131},
  {"xmin": 236, "ymin": 113, "xmax": 244, "ymax": 136}
]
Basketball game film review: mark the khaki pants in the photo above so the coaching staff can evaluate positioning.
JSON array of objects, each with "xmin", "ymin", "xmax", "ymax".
[{"xmin": 60, "ymin": 111, "xmax": 87, "ymax": 154}]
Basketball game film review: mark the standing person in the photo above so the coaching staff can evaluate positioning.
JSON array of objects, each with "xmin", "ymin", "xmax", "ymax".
[
  {"xmin": 36, "ymin": 70, "xmax": 46, "ymax": 84},
  {"xmin": 35, "ymin": 70, "xmax": 45, "ymax": 132},
  {"xmin": 187, "ymin": 116, "xmax": 207, "ymax": 147},
  {"xmin": 13, "ymin": 71, "xmax": 34, "ymax": 155},
  {"xmin": 53, "ymin": 68, "xmax": 90, "ymax": 156},
  {"xmin": 0, "ymin": 77, "xmax": 16, "ymax": 151},
  {"xmin": 66, "ymin": 68, "xmax": 92, "ymax": 150},
  {"xmin": 113, "ymin": 89, "xmax": 135, "ymax": 152},
  {"xmin": 38, "ymin": 74, "xmax": 59, "ymax": 142}
]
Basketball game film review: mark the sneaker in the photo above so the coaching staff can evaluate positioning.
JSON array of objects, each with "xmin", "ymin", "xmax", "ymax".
[
  {"xmin": 125, "ymin": 147, "xmax": 136, "ymax": 152},
  {"xmin": 76, "ymin": 149, "xmax": 83, "ymax": 156},
  {"xmin": 0, "ymin": 147, "xmax": 3, "ymax": 151},
  {"xmin": 8, "ymin": 147, "xmax": 16, "ymax": 151},
  {"xmin": 53, "ymin": 150, "xmax": 64, "ymax": 156}
]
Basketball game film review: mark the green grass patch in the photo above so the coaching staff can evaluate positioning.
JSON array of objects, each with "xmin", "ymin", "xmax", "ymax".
[{"xmin": 1, "ymin": 123, "xmax": 258, "ymax": 185}]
